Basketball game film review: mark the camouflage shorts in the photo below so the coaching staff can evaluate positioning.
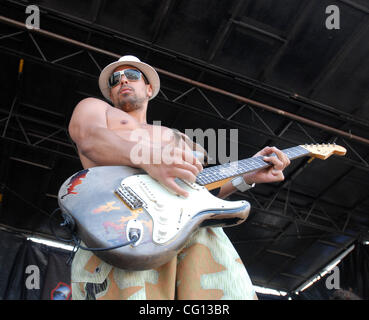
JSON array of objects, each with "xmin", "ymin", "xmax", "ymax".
[{"xmin": 71, "ymin": 227, "xmax": 257, "ymax": 300}]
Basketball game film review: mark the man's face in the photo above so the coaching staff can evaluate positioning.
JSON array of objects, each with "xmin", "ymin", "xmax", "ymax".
[{"xmin": 109, "ymin": 65, "xmax": 153, "ymax": 112}]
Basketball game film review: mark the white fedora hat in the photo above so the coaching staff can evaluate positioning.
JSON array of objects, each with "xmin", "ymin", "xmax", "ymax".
[{"xmin": 98, "ymin": 55, "xmax": 160, "ymax": 101}]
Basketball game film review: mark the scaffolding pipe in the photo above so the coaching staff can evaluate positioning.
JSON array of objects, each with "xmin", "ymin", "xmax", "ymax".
[{"xmin": 1, "ymin": 15, "xmax": 369, "ymax": 146}]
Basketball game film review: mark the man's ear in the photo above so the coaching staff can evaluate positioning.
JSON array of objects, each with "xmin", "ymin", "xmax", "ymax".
[{"xmin": 146, "ymin": 84, "xmax": 153, "ymax": 98}]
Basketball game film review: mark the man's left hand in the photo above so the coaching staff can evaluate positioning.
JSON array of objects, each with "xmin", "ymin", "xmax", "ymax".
[{"xmin": 243, "ymin": 146, "xmax": 291, "ymax": 185}]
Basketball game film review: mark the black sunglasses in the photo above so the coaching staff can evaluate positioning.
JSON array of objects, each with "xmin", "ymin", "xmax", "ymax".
[{"xmin": 108, "ymin": 69, "xmax": 148, "ymax": 88}]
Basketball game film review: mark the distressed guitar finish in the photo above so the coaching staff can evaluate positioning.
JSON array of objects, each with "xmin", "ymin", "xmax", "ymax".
[
  {"xmin": 58, "ymin": 143, "xmax": 346, "ymax": 270},
  {"xmin": 58, "ymin": 166, "xmax": 249, "ymax": 270}
]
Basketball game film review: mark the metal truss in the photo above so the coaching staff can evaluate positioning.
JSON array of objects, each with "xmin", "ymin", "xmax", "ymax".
[
  {"xmin": 0, "ymin": 95, "xmax": 78, "ymax": 161},
  {"xmin": 231, "ymin": 190, "xmax": 358, "ymax": 291},
  {"xmin": 1, "ymin": 2, "xmax": 369, "ymax": 293},
  {"xmin": 2, "ymin": 0, "xmax": 369, "ymax": 132},
  {"xmin": 0, "ymin": 14, "xmax": 368, "ymax": 225}
]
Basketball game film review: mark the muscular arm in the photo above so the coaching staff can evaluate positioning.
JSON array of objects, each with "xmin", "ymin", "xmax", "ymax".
[
  {"xmin": 69, "ymin": 98, "xmax": 147, "ymax": 167},
  {"xmin": 69, "ymin": 98, "xmax": 202, "ymax": 197}
]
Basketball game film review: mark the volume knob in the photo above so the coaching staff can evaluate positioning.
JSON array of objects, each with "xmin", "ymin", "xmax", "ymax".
[
  {"xmin": 158, "ymin": 228, "xmax": 168, "ymax": 236},
  {"xmin": 155, "ymin": 202, "xmax": 165, "ymax": 211},
  {"xmin": 158, "ymin": 214, "xmax": 169, "ymax": 224}
]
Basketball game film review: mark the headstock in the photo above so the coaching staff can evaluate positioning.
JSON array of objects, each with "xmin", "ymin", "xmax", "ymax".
[{"xmin": 300, "ymin": 143, "xmax": 346, "ymax": 160}]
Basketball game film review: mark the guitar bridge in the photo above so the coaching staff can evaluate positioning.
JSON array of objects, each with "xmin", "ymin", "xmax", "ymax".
[{"xmin": 115, "ymin": 184, "xmax": 145, "ymax": 210}]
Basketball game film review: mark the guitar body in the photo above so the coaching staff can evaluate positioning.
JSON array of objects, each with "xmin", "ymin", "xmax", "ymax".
[{"xmin": 58, "ymin": 166, "xmax": 250, "ymax": 270}]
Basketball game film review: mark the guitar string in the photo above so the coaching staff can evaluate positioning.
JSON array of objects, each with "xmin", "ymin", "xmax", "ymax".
[{"xmin": 196, "ymin": 146, "xmax": 310, "ymax": 185}]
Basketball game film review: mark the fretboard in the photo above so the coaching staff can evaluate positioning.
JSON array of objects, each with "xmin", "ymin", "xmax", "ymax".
[{"xmin": 195, "ymin": 145, "xmax": 310, "ymax": 186}]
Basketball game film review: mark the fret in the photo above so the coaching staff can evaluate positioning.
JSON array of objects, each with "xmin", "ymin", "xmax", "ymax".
[{"xmin": 196, "ymin": 145, "xmax": 311, "ymax": 186}]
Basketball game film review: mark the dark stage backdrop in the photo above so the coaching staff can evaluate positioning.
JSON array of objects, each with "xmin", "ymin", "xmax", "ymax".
[
  {"xmin": 291, "ymin": 241, "xmax": 368, "ymax": 300},
  {"xmin": 0, "ymin": 228, "xmax": 368, "ymax": 300},
  {"xmin": 0, "ymin": 229, "xmax": 72, "ymax": 300}
]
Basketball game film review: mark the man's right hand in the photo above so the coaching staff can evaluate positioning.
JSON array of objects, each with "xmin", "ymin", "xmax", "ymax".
[{"xmin": 141, "ymin": 143, "xmax": 203, "ymax": 198}]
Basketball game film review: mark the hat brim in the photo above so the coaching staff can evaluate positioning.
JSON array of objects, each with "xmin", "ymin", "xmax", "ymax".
[{"xmin": 98, "ymin": 60, "xmax": 160, "ymax": 101}]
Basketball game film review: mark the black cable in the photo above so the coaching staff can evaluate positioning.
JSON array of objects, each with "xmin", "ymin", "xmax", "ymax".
[
  {"xmin": 49, "ymin": 208, "xmax": 75, "ymax": 243},
  {"xmin": 71, "ymin": 234, "xmax": 139, "ymax": 252},
  {"xmin": 49, "ymin": 207, "xmax": 139, "ymax": 252}
]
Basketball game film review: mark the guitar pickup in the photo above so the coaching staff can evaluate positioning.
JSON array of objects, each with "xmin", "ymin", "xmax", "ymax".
[
  {"xmin": 115, "ymin": 185, "xmax": 145, "ymax": 210},
  {"xmin": 178, "ymin": 178, "xmax": 201, "ymax": 190}
]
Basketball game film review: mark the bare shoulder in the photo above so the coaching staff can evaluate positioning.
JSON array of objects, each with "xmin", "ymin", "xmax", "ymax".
[
  {"xmin": 74, "ymin": 97, "xmax": 111, "ymax": 112},
  {"xmin": 70, "ymin": 98, "xmax": 113, "ymax": 125},
  {"xmin": 69, "ymin": 97, "xmax": 112, "ymax": 134}
]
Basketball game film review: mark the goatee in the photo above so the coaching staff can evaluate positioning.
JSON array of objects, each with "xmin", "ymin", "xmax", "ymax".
[
  {"xmin": 118, "ymin": 99, "xmax": 142, "ymax": 112},
  {"xmin": 117, "ymin": 94, "xmax": 146, "ymax": 112}
]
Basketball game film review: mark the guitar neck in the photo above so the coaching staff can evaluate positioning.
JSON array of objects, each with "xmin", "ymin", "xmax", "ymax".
[{"xmin": 196, "ymin": 145, "xmax": 310, "ymax": 187}]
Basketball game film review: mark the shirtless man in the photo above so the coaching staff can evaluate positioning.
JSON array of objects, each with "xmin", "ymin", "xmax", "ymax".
[{"xmin": 68, "ymin": 55, "xmax": 290, "ymax": 300}]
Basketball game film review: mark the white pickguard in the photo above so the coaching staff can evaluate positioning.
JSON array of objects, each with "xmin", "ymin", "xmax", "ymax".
[{"xmin": 120, "ymin": 174, "xmax": 247, "ymax": 244}]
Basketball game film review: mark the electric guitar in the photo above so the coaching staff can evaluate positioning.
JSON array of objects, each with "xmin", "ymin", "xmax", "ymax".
[{"xmin": 58, "ymin": 143, "xmax": 346, "ymax": 270}]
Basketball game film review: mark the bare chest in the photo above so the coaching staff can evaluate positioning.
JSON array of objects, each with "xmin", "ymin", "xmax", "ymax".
[{"xmin": 106, "ymin": 107, "xmax": 140, "ymax": 132}]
